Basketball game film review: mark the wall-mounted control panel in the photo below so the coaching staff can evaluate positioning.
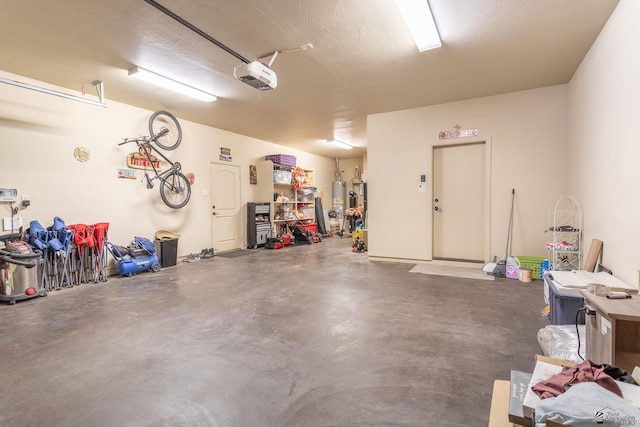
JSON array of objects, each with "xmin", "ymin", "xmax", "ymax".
[{"xmin": 0, "ymin": 188, "xmax": 18, "ymax": 203}]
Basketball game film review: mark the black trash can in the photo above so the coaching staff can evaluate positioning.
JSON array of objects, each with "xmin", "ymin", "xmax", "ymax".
[{"xmin": 154, "ymin": 230, "xmax": 179, "ymax": 268}]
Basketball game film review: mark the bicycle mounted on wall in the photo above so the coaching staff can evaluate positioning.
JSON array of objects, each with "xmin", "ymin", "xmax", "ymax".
[{"xmin": 119, "ymin": 111, "xmax": 191, "ymax": 209}]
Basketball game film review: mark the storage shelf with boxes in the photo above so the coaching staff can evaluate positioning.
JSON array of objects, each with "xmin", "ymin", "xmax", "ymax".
[{"xmin": 256, "ymin": 157, "xmax": 319, "ymax": 243}]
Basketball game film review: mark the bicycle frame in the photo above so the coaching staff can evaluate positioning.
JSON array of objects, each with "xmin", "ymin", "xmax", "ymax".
[
  {"xmin": 140, "ymin": 140, "xmax": 179, "ymax": 184},
  {"xmin": 118, "ymin": 111, "xmax": 191, "ymax": 209},
  {"xmin": 121, "ymin": 129, "xmax": 179, "ymax": 183}
]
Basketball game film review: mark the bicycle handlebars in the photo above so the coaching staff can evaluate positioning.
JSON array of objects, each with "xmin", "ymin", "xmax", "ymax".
[
  {"xmin": 118, "ymin": 127, "xmax": 170, "ymax": 146},
  {"xmin": 118, "ymin": 138, "xmax": 139, "ymax": 146}
]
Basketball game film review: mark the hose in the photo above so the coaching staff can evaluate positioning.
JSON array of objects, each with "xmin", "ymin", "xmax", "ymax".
[
  {"xmin": 0, "ymin": 248, "xmax": 42, "ymax": 268},
  {"xmin": 0, "ymin": 255, "xmax": 38, "ymax": 268}
]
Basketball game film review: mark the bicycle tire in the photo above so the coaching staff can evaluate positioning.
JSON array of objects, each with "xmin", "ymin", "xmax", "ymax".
[
  {"xmin": 160, "ymin": 170, "xmax": 191, "ymax": 209},
  {"xmin": 149, "ymin": 111, "xmax": 182, "ymax": 150}
]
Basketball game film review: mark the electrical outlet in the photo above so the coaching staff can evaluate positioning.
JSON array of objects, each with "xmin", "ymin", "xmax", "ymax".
[{"xmin": 584, "ymin": 304, "xmax": 596, "ymax": 316}]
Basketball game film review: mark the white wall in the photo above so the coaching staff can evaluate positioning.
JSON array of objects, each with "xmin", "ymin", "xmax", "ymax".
[
  {"xmin": 367, "ymin": 85, "xmax": 569, "ymax": 262},
  {"xmin": 567, "ymin": 0, "xmax": 640, "ymax": 286},
  {"xmin": 0, "ymin": 70, "xmax": 334, "ymax": 256}
]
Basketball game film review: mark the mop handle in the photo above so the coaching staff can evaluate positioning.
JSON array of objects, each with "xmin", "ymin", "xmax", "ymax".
[{"xmin": 505, "ymin": 189, "xmax": 515, "ymax": 260}]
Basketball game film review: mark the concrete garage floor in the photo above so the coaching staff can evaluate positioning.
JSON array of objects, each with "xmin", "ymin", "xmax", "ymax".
[{"xmin": 0, "ymin": 237, "xmax": 548, "ymax": 426}]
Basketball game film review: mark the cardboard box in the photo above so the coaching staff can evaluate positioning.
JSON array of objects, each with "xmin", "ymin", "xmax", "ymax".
[
  {"xmin": 489, "ymin": 378, "xmax": 570, "ymax": 427},
  {"xmin": 509, "ymin": 371, "xmax": 533, "ymax": 426},
  {"xmin": 522, "ymin": 357, "xmax": 570, "ymax": 419},
  {"xmin": 489, "ymin": 380, "xmax": 525, "ymax": 427},
  {"xmin": 521, "ymin": 355, "xmax": 640, "ymax": 423}
]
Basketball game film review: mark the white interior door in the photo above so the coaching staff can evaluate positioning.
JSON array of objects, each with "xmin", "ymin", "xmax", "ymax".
[
  {"xmin": 432, "ymin": 142, "xmax": 485, "ymax": 263},
  {"xmin": 211, "ymin": 163, "xmax": 242, "ymax": 252}
]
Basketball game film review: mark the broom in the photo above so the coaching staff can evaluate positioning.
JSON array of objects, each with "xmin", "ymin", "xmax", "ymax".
[{"xmin": 487, "ymin": 189, "xmax": 515, "ymax": 277}]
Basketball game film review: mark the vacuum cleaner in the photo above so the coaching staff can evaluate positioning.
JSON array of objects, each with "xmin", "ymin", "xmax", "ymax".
[{"xmin": 0, "ymin": 240, "xmax": 47, "ymax": 305}]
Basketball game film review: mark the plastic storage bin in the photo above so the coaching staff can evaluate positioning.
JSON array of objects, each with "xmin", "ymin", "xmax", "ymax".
[
  {"xmin": 273, "ymin": 170, "xmax": 292, "ymax": 184},
  {"xmin": 265, "ymin": 154, "xmax": 296, "ymax": 167},
  {"xmin": 301, "ymin": 207, "xmax": 315, "ymax": 219},
  {"xmin": 517, "ymin": 255, "xmax": 546, "ymax": 279},
  {"xmin": 544, "ymin": 274, "xmax": 585, "ymax": 325}
]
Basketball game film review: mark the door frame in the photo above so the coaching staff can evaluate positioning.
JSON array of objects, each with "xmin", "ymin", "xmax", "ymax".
[
  {"xmin": 431, "ymin": 136, "xmax": 492, "ymax": 262},
  {"xmin": 210, "ymin": 162, "xmax": 243, "ymax": 252}
]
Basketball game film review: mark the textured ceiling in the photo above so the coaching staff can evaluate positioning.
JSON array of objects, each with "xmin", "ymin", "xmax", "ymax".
[{"xmin": 0, "ymin": 0, "xmax": 619, "ymax": 159}]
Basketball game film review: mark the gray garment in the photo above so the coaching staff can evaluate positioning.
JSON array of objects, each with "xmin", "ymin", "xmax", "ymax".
[{"xmin": 535, "ymin": 382, "xmax": 640, "ymax": 426}]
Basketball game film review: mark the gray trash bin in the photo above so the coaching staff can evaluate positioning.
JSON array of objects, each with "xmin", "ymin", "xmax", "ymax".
[{"xmin": 154, "ymin": 230, "xmax": 180, "ymax": 268}]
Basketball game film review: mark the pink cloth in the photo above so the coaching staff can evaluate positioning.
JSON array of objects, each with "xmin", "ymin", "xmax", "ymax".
[{"xmin": 532, "ymin": 359, "xmax": 622, "ymax": 399}]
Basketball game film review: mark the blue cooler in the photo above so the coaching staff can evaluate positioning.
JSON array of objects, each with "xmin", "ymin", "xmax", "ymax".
[{"xmin": 543, "ymin": 273, "xmax": 585, "ymax": 325}]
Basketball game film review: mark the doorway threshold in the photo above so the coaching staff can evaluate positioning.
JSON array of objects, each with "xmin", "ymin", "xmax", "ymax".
[{"xmin": 430, "ymin": 258, "xmax": 484, "ymax": 269}]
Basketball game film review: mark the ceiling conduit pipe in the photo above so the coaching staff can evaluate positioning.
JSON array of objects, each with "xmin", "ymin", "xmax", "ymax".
[{"xmin": 0, "ymin": 76, "xmax": 106, "ymax": 107}]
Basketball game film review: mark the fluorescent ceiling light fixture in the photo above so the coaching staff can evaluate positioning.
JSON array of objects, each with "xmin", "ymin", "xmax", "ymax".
[
  {"xmin": 327, "ymin": 139, "xmax": 353, "ymax": 150},
  {"xmin": 394, "ymin": 0, "xmax": 441, "ymax": 51},
  {"xmin": 128, "ymin": 66, "xmax": 217, "ymax": 102}
]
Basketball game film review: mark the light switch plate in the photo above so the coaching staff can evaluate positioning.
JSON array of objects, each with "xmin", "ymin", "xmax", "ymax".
[{"xmin": 3, "ymin": 217, "xmax": 22, "ymax": 230}]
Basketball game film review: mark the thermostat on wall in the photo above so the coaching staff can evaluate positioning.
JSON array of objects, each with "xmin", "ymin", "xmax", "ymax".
[{"xmin": 0, "ymin": 188, "xmax": 18, "ymax": 203}]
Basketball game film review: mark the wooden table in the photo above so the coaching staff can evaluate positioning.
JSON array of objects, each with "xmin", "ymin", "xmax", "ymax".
[{"xmin": 581, "ymin": 290, "xmax": 640, "ymax": 372}]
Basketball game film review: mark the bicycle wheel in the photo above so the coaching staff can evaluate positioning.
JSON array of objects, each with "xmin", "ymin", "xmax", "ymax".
[
  {"xmin": 149, "ymin": 110, "xmax": 182, "ymax": 150},
  {"xmin": 160, "ymin": 170, "xmax": 191, "ymax": 209}
]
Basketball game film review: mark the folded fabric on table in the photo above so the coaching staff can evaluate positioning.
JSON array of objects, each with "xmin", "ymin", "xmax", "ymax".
[
  {"xmin": 533, "ymin": 359, "xmax": 622, "ymax": 399},
  {"xmin": 534, "ymin": 382, "xmax": 640, "ymax": 427}
]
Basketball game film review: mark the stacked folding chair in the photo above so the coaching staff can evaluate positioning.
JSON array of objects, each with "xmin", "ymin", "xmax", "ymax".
[
  {"xmin": 26, "ymin": 217, "xmax": 74, "ymax": 291},
  {"xmin": 26, "ymin": 219, "xmax": 110, "ymax": 290},
  {"xmin": 92, "ymin": 223, "xmax": 109, "ymax": 282},
  {"xmin": 67, "ymin": 222, "xmax": 110, "ymax": 284}
]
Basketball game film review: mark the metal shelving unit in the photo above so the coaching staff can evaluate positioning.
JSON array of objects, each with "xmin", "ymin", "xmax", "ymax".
[
  {"xmin": 258, "ymin": 160, "xmax": 315, "ymax": 232},
  {"xmin": 247, "ymin": 202, "xmax": 271, "ymax": 249},
  {"xmin": 547, "ymin": 195, "xmax": 583, "ymax": 271}
]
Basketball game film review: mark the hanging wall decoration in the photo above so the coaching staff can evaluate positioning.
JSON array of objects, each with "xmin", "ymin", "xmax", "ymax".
[
  {"xmin": 117, "ymin": 169, "xmax": 137, "ymax": 180},
  {"xmin": 250, "ymin": 165, "xmax": 257, "ymax": 184},
  {"xmin": 126, "ymin": 145, "xmax": 161, "ymax": 170},
  {"xmin": 438, "ymin": 124, "xmax": 478, "ymax": 140},
  {"xmin": 220, "ymin": 147, "xmax": 232, "ymax": 162},
  {"xmin": 73, "ymin": 146, "xmax": 91, "ymax": 162}
]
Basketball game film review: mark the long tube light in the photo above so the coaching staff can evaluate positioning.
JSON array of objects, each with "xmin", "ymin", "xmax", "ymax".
[
  {"xmin": 327, "ymin": 139, "xmax": 353, "ymax": 150},
  {"xmin": 394, "ymin": 0, "xmax": 441, "ymax": 51},
  {"xmin": 128, "ymin": 66, "xmax": 217, "ymax": 102}
]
